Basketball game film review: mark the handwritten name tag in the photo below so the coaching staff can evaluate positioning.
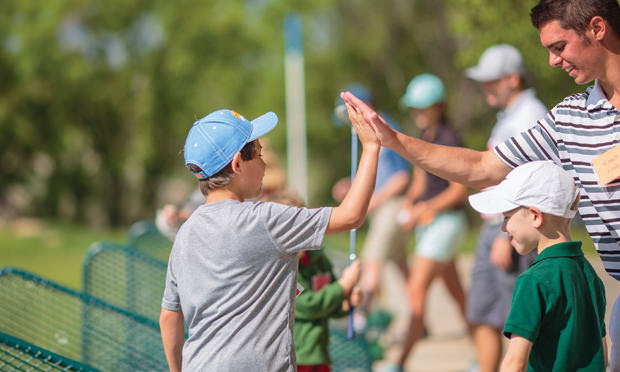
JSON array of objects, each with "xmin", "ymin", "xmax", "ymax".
[{"xmin": 593, "ymin": 144, "xmax": 620, "ymax": 185}]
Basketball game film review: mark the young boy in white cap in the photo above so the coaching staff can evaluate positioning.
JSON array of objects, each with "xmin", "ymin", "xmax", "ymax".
[
  {"xmin": 468, "ymin": 160, "xmax": 607, "ymax": 371},
  {"xmin": 159, "ymin": 105, "xmax": 380, "ymax": 372}
]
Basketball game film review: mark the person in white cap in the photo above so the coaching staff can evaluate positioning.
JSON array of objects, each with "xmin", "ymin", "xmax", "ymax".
[
  {"xmin": 159, "ymin": 105, "xmax": 379, "ymax": 372},
  {"xmin": 340, "ymin": 0, "xmax": 620, "ymax": 367},
  {"xmin": 469, "ymin": 161, "xmax": 607, "ymax": 371},
  {"xmin": 465, "ymin": 44, "xmax": 548, "ymax": 372}
]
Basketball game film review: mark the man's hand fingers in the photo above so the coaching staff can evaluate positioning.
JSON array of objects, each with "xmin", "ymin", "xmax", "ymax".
[{"xmin": 341, "ymin": 91, "xmax": 370, "ymax": 111}]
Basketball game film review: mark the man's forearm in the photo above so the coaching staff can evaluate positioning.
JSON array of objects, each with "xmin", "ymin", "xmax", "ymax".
[{"xmin": 391, "ymin": 132, "xmax": 510, "ymax": 189}]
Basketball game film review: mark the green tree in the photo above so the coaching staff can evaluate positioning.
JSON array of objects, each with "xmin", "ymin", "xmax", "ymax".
[{"xmin": 0, "ymin": 0, "xmax": 582, "ymax": 226}]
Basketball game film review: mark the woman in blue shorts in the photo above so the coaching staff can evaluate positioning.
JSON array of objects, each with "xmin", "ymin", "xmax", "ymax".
[{"xmin": 380, "ymin": 74, "xmax": 469, "ymax": 372}]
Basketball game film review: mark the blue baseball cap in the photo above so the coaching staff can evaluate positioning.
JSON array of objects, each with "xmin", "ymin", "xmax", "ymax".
[
  {"xmin": 184, "ymin": 109, "xmax": 278, "ymax": 179},
  {"xmin": 400, "ymin": 73, "xmax": 445, "ymax": 109}
]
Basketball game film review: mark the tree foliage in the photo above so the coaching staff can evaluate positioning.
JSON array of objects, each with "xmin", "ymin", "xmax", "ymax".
[{"xmin": 0, "ymin": 0, "xmax": 584, "ymax": 226}]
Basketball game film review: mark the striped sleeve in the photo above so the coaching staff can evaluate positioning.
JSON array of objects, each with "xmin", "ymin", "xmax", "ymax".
[{"xmin": 494, "ymin": 111, "xmax": 560, "ymax": 168}]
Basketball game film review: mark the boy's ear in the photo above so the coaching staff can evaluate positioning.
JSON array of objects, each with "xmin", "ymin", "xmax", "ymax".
[
  {"xmin": 231, "ymin": 152, "xmax": 243, "ymax": 174},
  {"xmin": 529, "ymin": 207, "xmax": 544, "ymax": 228}
]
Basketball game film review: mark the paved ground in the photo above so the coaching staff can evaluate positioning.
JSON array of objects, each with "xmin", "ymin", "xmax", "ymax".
[{"xmin": 368, "ymin": 253, "xmax": 620, "ymax": 372}]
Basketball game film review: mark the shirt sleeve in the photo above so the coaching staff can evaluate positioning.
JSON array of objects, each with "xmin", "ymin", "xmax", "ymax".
[
  {"xmin": 493, "ymin": 111, "xmax": 560, "ymax": 169},
  {"xmin": 295, "ymin": 282, "xmax": 346, "ymax": 320},
  {"xmin": 262, "ymin": 202, "xmax": 332, "ymax": 254},
  {"xmin": 161, "ymin": 248, "xmax": 182, "ymax": 311},
  {"xmin": 503, "ymin": 273, "xmax": 546, "ymax": 342},
  {"xmin": 595, "ymin": 278, "xmax": 607, "ymax": 338}
]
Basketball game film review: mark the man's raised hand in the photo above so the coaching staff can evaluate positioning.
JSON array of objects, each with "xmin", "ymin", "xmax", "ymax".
[{"xmin": 340, "ymin": 91, "xmax": 397, "ymax": 147}]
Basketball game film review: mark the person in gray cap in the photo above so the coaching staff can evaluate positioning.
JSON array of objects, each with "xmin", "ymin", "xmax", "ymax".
[{"xmin": 465, "ymin": 44, "xmax": 547, "ymax": 372}]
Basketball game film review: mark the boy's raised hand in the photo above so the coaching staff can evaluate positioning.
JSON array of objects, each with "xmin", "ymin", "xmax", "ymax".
[
  {"xmin": 340, "ymin": 93, "xmax": 380, "ymax": 149},
  {"xmin": 340, "ymin": 91, "xmax": 397, "ymax": 147}
]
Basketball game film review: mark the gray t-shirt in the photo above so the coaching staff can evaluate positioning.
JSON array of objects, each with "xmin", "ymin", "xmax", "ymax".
[{"xmin": 162, "ymin": 200, "xmax": 332, "ymax": 372}]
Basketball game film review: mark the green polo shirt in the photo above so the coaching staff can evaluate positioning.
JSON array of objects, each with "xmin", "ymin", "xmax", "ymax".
[{"xmin": 503, "ymin": 241, "xmax": 607, "ymax": 371}]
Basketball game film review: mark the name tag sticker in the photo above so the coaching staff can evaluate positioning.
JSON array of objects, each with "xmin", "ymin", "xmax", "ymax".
[{"xmin": 592, "ymin": 144, "xmax": 620, "ymax": 185}]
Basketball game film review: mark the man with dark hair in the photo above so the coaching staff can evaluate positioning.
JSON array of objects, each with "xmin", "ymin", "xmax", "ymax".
[
  {"xmin": 531, "ymin": 0, "xmax": 620, "ymax": 37},
  {"xmin": 341, "ymin": 0, "xmax": 620, "ymax": 368}
]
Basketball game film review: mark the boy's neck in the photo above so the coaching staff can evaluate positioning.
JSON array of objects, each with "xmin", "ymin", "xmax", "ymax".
[
  {"xmin": 536, "ymin": 217, "xmax": 572, "ymax": 254},
  {"xmin": 206, "ymin": 187, "xmax": 244, "ymax": 203}
]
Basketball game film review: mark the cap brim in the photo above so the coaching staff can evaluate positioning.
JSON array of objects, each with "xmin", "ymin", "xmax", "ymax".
[
  {"xmin": 249, "ymin": 112, "xmax": 278, "ymax": 141},
  {"xmin": 465, "ymin": 67, "xmax": 498, "ymax": 83},
  {"xmin": 468, "ymin": 187, "xmax": 520, "ymax": 215}
]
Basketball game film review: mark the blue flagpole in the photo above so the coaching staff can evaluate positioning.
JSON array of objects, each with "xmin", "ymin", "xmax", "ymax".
[{"xmin": 347, "ymin": 126, "xmax": 358, "ymax": 340}]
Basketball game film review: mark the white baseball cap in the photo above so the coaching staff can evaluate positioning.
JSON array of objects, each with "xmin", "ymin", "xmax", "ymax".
[
  {"xmin": 466, "ymin": 44, "xmax": 525, "ymax": 82},
  {"xmin": 468, "ymin": 161, "xmax": 579, "ymax": 219}
]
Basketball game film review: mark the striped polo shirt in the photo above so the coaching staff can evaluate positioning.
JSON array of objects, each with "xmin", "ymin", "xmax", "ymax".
[{"xmin": 494, "ymin": 80, "xmax": 620, "ymax": 281}]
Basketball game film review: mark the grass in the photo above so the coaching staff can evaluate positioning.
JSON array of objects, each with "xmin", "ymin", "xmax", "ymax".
[
  {"xmin": 0, "ymin": 219, "xmax": 125, "ymax": 289},
  {"xmin": 0, "ymin": 218, "xmax": 598, "ymax": 291}
]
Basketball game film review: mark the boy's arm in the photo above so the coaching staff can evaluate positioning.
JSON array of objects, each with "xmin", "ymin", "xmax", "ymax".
[
  {"xmin": 603, "ymin": 337, "xmax": 608, "ymax": 367},
  {"xmin": 295, "ymin": 282, "xmax": 347, "ymax": 320},
  {"xmin": 326, "ymin": 100, "xmax": 380, "ymax": 235},
  {"xmin": 160, "ymin": 308, "xmax": 185, "ymax": 372},
  {"xmin": 341, "ymin": 91, "xmax": 511, "ymax": 190},
  {"xmin": 296, "ymin": 260, "xmax": 360, "ymax": 320},
  {"xmin": 500, "ymin": 335, "xmax": 532, "ymax": 372}
]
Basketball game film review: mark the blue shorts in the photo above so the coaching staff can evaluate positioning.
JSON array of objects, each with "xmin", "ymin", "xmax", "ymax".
[{"xmin": 414, "ymin": 210, "xmax": 466, "ymax": 262}]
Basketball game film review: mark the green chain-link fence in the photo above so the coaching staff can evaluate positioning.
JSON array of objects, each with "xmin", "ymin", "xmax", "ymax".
[
  {"xmin": 328, "ymin": 328, "xmax": 373, "ymax": 372},
  {"xmin": 83, "ymin": 241, "xmax": 168, "ymax": 322},
  {"xmin": 0, "ymin": 331, "xmax": 100, "ymax": 372},
  {"xmin": 0, "ymin": 268, "xmax": 168, "ymax": 372}
]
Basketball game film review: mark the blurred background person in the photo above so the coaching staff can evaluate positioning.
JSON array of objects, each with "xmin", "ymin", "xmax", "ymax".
[
  {"xmin": 464, "ymin": 44, "xmax": 546, "ymax": 372},
  {"xmin": 379, "ymin": 73, "xmax": 469, "ymax": 372},
  {"xmin": 332, "ymin": 84, "xmax": 410, "ymax": 334}
]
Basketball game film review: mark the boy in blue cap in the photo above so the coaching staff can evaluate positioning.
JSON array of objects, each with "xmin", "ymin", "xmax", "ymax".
[
  {"xmin": 159, "ymin": 103, "xmax": 380, "ymax": 372},
  {"xmin": 469, "ymin": 161, "xmax": 607, "ymax": 371}
]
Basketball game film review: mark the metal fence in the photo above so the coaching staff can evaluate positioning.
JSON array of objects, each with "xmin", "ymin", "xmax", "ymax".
[
  {"xmin": 83, "ymin": 241, "xmax": 168, "ymax": 322},
  {"xmin": 0, "ymin": 331, "xmax": 100, "ymax": 372},
  {"xmin": 0, "ymin": 268, "xmax": 168, "ymax": 372}
]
